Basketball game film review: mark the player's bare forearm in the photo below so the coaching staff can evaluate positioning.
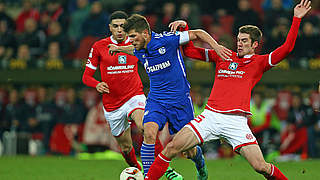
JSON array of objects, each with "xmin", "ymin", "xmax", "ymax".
[
  {"xmin": 108, "ymin": 44, "xmax": 134, "ymax": 56},
  {"xmin": 189, "ymin": 30, "xmax": 232, "ymax": 60}
]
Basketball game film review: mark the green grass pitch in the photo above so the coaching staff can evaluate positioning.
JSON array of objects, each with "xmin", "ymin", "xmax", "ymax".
[{"xmin": 0, "ymin": 156, "xmax": 319, "ymax": 180}]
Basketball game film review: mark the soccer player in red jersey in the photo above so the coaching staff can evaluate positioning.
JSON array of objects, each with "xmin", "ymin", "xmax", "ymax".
[
  {"xmin": 145, "ymin": 0, "xmax": 311, "ymax": 179},
  {"xmin": 82, "ymin": 11, "xmax": 178, "ymax": 177}
]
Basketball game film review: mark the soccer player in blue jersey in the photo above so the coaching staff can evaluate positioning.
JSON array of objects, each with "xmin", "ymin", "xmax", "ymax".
[{"xmin": 109, "ymin": 14, "xmax": 230, "ymax": 180}]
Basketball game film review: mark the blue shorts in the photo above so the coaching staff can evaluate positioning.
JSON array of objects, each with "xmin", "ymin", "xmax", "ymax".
[{"xmin": 143, "ymin": 94, "xmax": 194, "ymax": 135}]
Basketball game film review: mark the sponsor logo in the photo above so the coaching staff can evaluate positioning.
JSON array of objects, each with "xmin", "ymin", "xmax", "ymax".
[
  {"xmin": 138, "ymin": 102, "xmax": 145, "ymax": 106},
  {"xmin": 118, "ymin": 55, "xmax": 127, "ymax": 64},
  {"xmin": 158, "ymin": 47, "xmax": 166, "ymax": 54},
  {"xmin": 107, "ymin": 65, "xmax": 134, "ymax": 70},
  {"xmin": 228, "ymin": 62, "xmax": 238, "ymax": 70},
  {"xmin": 246, "ymin": 134, "xmax": 253, "ymax": 140},
  {"xmin": 144, "ymin": 60, "xmax": 171, "ymax": 73}
]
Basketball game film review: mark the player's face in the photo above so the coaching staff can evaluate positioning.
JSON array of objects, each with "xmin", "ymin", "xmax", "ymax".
[
  {"xmin": 128, "ymin": 29, "xmax": 146, "ymax": 50},
  {"xmin": 237, "ymin": 33, "xmax": 257, "ymax": 57},
  {"xmin": 109, "ymin": 19, "xmax": 126, "ymax": 42}
]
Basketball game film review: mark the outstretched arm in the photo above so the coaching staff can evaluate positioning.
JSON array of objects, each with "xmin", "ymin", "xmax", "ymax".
[
  {"xmin": 169, "ymin": 20, "xmax": 232, "ymax": 61},
  {"xmin": 268, "ymin": 0, "xmax": 311, "ymax": 66},
  {"xmin": 108, "ymin": 44, "xmax": 135, "ymax": 56}
]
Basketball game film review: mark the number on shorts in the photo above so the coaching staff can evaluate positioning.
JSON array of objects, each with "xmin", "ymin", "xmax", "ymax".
[{"xmin": 194, "ymin": 115, "xmax": 205, "ymax": 123}]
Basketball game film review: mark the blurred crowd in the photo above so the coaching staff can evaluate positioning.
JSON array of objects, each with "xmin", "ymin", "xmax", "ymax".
[
  {"xmin": 0, "ymin": 85, "xmax": 319, "ymax": 161},
  {"xmin": 1, "ymin": 0, "xmax": 320, "ymax": 70}
]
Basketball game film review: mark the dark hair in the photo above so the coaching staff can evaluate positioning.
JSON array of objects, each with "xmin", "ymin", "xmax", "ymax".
[
  {"xmin": 109, "ymin": 11, "xmax": 128, "ymax": 22},
  {"xmin": 239, "ymin": 25, "xmax": 262, "ymax": 45},
  {"xmin": 123, "ymin": 14, "xmax": 151, "ymax": 34}
]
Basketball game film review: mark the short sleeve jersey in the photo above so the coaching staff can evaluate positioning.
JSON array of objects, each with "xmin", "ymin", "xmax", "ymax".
[
  {"xmin": 134, "ymin": 31, "xmax": 190, "ymax": 104},
  {"xmin": 85, "ymin": 36, "xmax": 144, "ymax": 111}
]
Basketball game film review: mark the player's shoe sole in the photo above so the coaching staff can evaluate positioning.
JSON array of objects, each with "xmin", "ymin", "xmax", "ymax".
[{"xmin": 164, "ymin": 166, "xmax": 183, "ymax": 180}]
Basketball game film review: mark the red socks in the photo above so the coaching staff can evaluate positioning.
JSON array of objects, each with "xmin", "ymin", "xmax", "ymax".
[
  {"xmin": 145, "ymin": 153, "xmax": 170, "ymax": 180},
  {"xmin": 154, "ymin": 136, "xmax": 163, "ymax": 157},
  {"xmin": 121, "ymin": 147, "xmax": 142, "ymax": 170},
  {"xmin": 264, "ymin": 164, "xmax": 288, "ymax": 180}
]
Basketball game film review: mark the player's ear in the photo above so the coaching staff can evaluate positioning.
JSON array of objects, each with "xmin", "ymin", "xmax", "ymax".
[
  {"xmin": 252, "ymin": 41, "xmax": 259, "ymax": 49},
  {"xmin": 142, "ymin": 29, "xmax": 148, "ymax": 40}
]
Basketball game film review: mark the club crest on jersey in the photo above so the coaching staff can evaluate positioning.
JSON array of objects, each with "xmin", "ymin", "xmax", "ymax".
[
  {"xmin": 228, "ymin": 62, "xmax": 238, "ymax": 70},
  {"xmin": 158, "ymin": 47, "xmax": 166, "ymax": 55},
  {"xmin": 118, "ymin": 55, "xmax": 127, "ymax": 64}
]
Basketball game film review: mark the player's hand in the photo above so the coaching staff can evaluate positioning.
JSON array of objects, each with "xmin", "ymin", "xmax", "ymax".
[
  {"xmin": 214, "ymin": 45, "xmax": 233, "ymax": 61},
  {"xmin": 169, "ymin": 20, "xmax": 187, "ymax": 33},
  {"xmin": 96, "ymin": 82, "xmax": 109, "ymax": 93},
  {"xmin": 294, "ymin": 0, "xmax": 311, "ymax": 18},
  {"xmin": 108, "ymin": 44, "xmax": 120, "ymax": 56}
]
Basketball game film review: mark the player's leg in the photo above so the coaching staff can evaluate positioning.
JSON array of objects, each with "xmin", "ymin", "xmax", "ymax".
[
  {"xmin": 115, "ymin": 126, "xmax": 142, "ymax": 170},
  {"xmin": 103, "ymin": 100, "xmax": 141, "ymax": 170},
  {"xmin": 240, "ymin": 144, "xmax": 288, "ymax": 180},
  {"xmin": 141, "ymin": 121, "xmax": 159, "ymax": 176},
  {"xmin": 145, "ymin": 126, "xmax": 200, "ymax": 180},
  {"xmin": 130, "ymin": 108, "xmax": 164, "ymax": 157}
]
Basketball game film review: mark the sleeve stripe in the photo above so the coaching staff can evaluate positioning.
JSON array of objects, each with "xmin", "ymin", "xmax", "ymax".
[
  {"xmin": 179, "ymin": 31, "xmax": 190, "ymax": 45},
  {"xmin": 268, "ymin": 51, "xmax": 277, "ymax": 66},
  {"xmin": 86, "ymin": 59, "xmax": 97, "ymax": 70},
  {"xmin": 205, "ymin": 49, "xmax": 209, "ymax": 62}
]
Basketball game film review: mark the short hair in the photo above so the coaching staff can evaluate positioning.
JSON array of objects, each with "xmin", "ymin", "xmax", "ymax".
[
  {"xmin": 239, "ymin": 25, "xmax": 262, "ymax": 45},
  {"xmin": 109, "ymin": 11, "xmax": 128, "ymax": 22},
  {"xmin": 123, "ymin": 14, "xmax": 151, "ymax": 34}
]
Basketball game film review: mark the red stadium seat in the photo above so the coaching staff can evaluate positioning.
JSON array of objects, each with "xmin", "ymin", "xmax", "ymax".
[
  {"xmin": 75, "ymin": 36, "xmax": 100, "ymax": 60},
  {"xmin": 201, "ymin": 15, "xmax": 214, "ymax": 31},
  {"xmin": 145, "ymin": 15, "xmax": 157, "ymax": 30},
  {"xmin": 219, "ymin": 15, "xmax": 234, "ymax": 35},
  {"xmin": 273, "ymin": 90, "xmax": 292, "ymax": 121}
]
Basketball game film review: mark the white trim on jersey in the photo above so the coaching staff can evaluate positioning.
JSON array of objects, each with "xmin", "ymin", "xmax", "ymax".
[
  {"xmin": 206, "ymin": 104, "xmax": 252, "ymax": 115},
  {"xmin": 177, "ymin": 49, "xmax": 187, "ymax": 78},
  {"xmin": 205, "ymin": 49, "xmax": 209, "ymax": 62},
  {"xmin": 86, "ymin": 59, "xmax": 97, "ymax": 70},
  {"xmin": 179, "ymin": 31, "xmax": 190, "ymax": 45},
  {"xmin": 110, "ymin": 35, "xmax": 117, "ymax": 44},
  {"xmin": 110, "ymin": 36, "xmax": 130, "ymax": 44},
  {"xmin": 268, "ymin": 51, "xmax": 277, "ymax": 66}
]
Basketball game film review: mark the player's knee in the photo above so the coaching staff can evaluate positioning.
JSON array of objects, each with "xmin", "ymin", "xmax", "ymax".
[
  {"xmin": 119, "ymin": 143, "xmax": 132, "ymax": 153},
  {"xmin": 164, "ymin": 141, "xmax": 180, "ymax": 157},
  {"xmin": 252, "ymin": 161, "xmax": 269, "ymax": 174},
  {"xmin": 143, "ymin": 129, "xmax": 157, "ymax": 144}
]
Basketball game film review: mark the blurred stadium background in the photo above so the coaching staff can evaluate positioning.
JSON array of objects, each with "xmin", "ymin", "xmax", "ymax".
[{"xmin": 0, "ymin": 0, "xmax": 320, "ymax": 179}]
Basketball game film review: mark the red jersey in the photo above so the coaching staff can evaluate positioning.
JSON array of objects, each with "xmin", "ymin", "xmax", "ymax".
[
  {"xmin": 182, "ymin": 17, "xmax": 301, "ymax": 115},
  {"xmin": 82, "ymin": 36, "xmax": 144, "ymax": 112}
]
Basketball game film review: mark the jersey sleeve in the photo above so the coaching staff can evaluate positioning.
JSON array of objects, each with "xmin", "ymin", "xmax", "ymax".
[
  {"xmin": 162, "ymin": 31, "xmax": 189, "ymax": 49},
  {"xmin": 82, "ymin": 43, "xmax": 101, "ymax": 88},
  {"xmin": 182, "ymin": 40, "xmax": 222, "ymax": 63},
  {"xmin": 264, "ymin": 17, "xmax": 301, "ymax": 70}
]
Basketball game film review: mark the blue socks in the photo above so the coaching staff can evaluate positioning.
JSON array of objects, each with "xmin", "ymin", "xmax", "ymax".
[
  {"xmin": 191, "ymin": 146, "xmax": 205, "ymax": 171},
  {"xmin": 140, "ymin": 142, "xmax": 155, "ymax": 176}
]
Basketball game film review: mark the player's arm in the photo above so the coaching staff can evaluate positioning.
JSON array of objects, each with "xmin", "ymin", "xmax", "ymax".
[
  {"xmin": 169, "ymin": 20, "xmax": 232, "ymax": 62},
  {"xmin": 267, "ymin": 0, "xmax": 311, "ymax": 66},
  {"xmin": 82, "ymin": 46, "xmax": 109, "ymax": 93},
  {"xmin": 108, "ymin": 44, "xmax": 134, "ymax": 56}
]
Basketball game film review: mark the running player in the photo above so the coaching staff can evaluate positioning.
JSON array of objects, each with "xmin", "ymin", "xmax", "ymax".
[
  {"xmin": 145, "ymin": 0, "xmax": 311, "ymax": 179},
  {"xmin": 82, "ymin": 11, "xmax": 182, "ymax": 179},
  {"xmin": 108, "ymin": 14, "xmax": 230, "ymax": 180}
]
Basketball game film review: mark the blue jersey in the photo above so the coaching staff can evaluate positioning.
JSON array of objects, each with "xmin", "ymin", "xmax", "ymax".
[{"xmin": 134, "ymin": 31, "xmax": 190, "ymax": 104}]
